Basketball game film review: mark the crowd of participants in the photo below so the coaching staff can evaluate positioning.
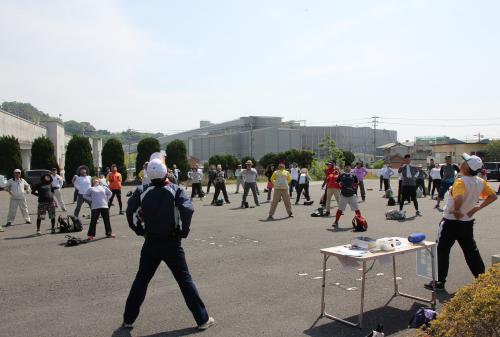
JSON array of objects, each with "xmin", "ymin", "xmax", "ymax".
[{"xmin": 0, "ymin": 151, "xmax": 497, "ymax": 330}]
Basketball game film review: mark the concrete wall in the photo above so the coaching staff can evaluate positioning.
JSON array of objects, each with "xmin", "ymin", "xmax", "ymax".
[
  {"xmin": 42, "ymin": 121, "xmax": 67, "ymax": 170},
  {"xmin": 432, "ymin": 143, "xmax": 488, "ymax": 163},
  {"xmin": 0, "ymin": 109, "xmax": 47, "ymax": 170}
]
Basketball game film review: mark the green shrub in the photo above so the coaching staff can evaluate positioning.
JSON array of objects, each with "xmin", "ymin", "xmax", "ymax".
[
  {"xmin": 166, "ymin": 139, "xmax": 189, "ymax": 181},
  {"xmin": 0, "ymin": 135, "xmax": 22, "ymax": 178},
  {"xmin": 422, "ymin": 263, "xmax": 500, "ymax": 337},
  {"xmin": 31, "ymin": 136, "xmax": 58, "ymax": 170},
  {"xmin": 102, "ymin": 138, "xmax": 127, "ymax": 181},
  {"xmin": 309, "ymin": 159, "xmax": 327, "ymax": 181},
  {"xmin": 64, "ymin": 135, "xmax": 94, "ymax": 182},
  {"xmin": 372, "ymin": 159, "xmax": 385, "ymax": 169},
  {"xmin": 135, "ymin": 137, "xmax": 160, "ymax": 175},
  {"xmin": 208, "ymin": 154, "xmax": 239, "ymax": 171}
]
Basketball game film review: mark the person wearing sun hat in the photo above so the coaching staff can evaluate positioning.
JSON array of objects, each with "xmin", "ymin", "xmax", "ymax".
[
  {"xmin": 3, "ymin": 168, "xmax": 31, "ymax": 231},
  {"xmin": 268, "ymin": 160, "xmax": 293, "ymax": 220},
  {"xmin": 123, "ymin": 157, "xmax": 215, "ymax": 331},
  {"xmin": 241, "ymin": 159, "xmax": 259, "ymax": 208},
  {"xmin": 424, "ymin": 153, "xmax": 497, "ymax": 292}
]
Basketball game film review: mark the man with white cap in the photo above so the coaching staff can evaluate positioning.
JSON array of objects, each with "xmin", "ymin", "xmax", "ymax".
[
  {"xmin": 123, "ymin": 157, "xmax": 214, "ymax": 331},
  {"xmin": 425, "ymin": 153, "xmax": 497, "ymax": 292},
  {"xmin": 2, "ymin": 169, "xmax": 31, "ymax": 231},
  {"xmin": 241, "ymin": 160, "xmax": 259, "ymax": 208}
]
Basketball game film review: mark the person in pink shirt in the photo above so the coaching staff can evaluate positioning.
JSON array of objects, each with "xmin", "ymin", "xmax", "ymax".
[{"xmin": 353, "ymin": 162, "xmax": 368, "ymax": 201}]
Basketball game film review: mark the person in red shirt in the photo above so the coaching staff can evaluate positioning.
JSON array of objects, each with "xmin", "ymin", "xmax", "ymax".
[
  {"xmin": 107, "ymin": 164, "xmax": 123, "ymax": 215},
  {"xmin": 324, "ymin": 161, "xmax": 341, "ymax": 216}
]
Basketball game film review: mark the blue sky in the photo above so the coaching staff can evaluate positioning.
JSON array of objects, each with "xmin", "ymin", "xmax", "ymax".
[{"xmin": 1, "ymin": 0, "xmax": 499, "ymax": 141}]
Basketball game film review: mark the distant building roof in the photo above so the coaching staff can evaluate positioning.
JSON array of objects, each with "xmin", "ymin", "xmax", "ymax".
[{"xmin": 377, "ymin": 141, "xmax": 414, "ymax": 149}]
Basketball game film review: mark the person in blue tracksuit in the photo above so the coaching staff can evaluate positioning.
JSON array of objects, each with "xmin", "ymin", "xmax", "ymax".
[{"xmin": 123, "ymin": 158, "xmax": 215, "ymax": 331}]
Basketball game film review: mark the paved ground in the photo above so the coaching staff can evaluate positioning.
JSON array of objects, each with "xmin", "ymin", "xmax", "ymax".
[{"xmin": 1, "ymin": 179, "xmax": 499, "ymax": 337}]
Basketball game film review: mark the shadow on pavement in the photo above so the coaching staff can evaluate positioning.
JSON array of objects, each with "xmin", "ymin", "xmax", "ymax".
[
  {"xmin": 304, "ymin": 302, "xmax": 422, "ymax": 337},
  {"xmin": 326, "ymin": 227, "xmax": 353, "ymax": 233},
  {"xmin": 111, "ymin": 326, "xmax": 201, "ymax": 337}
]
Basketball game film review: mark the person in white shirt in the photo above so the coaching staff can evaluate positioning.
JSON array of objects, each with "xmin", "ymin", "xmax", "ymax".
[
  {"xmin": 172, "ymin": 164, "xmax": 180, "ymax": 183},
  {"xmin": 2, "ymin": 169, "xmax": 31, "ymax": 230},
  {"xmin": 380, "ymin": 164, "xmax": 394, "ymax": 191},
  {"xmin": 241, "ymin": 160, "xmax": 259, "ymax": 207},
  {"xmin": 50, "ymin": 168, "xmax": 66, "ymax": 211},
  {"xmin": 84, "ymin": 177, "xmax": 114, "ymax": 240},
  {"xmin": 429, "ymin": 164, "xmax": 442, "ymax": 199},
  {"xmin": 188, "ymin": 166, "xmax": 203, "ymax": 200},
  {"xmin": 295, "ymin": 168, "xmax": 313, "ymax": 205},
  {"xmin": 289, "ymin": 163, "xmax": 300, "ymax": 198},
  {"xmin": 424, "ymin": 153, "xmax": 497, "ymax": 292},
  {"xmin": 234, "ymin": 164, "xmax": 243, "ymax": 194},
  {"xmin": 73, "ymin": 167, "xmax": 92, "ymax": 219}
]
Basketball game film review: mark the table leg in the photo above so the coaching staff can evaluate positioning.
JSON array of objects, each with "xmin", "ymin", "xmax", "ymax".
[
  {"xmin": 321, "ymin": 254, "xmax": 327, "ymax": 317},
  {"xmin": 430, "ymin": 246, "xmax": 437, "ymax": 308},
  {"xmin": 359, "ymin": 260, "xmax": 366, "ymax": 328},
  {"xmin": 392, "ymin": 255, "xmax": 398, "ymax": 295}
]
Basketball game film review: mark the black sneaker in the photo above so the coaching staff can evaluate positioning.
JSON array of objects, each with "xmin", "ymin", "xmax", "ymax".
[
  {"xmin": 5, "ymin": 222, "xmax": 12, "ymax": 227},
  {"xmin": 424, "ymin": 281, "xmax": 445, "ymax": 292}
]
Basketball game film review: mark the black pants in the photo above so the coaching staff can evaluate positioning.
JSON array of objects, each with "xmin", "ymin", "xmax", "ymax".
[
  {"xmin": 356, "ymin": 180, "xmax": 366, "ymax": 200},
  {"xmin": 437, "ymin": 218, "xmax": 485, "ymax": 283},
  {"xmin": 289, "ymin": 180, "xmax": 298, "ymax": 197},
  {"xmin": 206, "ymin": 178, "xmax": 214, "ymax": 193},
  {"xmin": 123, "ymin": 239, "xmax": 209, "ymax": 325},
  {"xmin": 383, "ymin": 179, "xmax": 390, "ymax": 191},
  {"xmin": 88, "ymin": 208, "xmax": 112, "ymax": 236},
  {"xmin": 242, "ymin": 182, "xmax": 259, "ymax": 206},
  {"xmin": 212, "ymin": 183, "xmax": 229, "ymax": 203},
  {"xmin": 296, "ymin": 184, "xmax": 310, "ymax": 203},
  {"xmin": 427, "ymin": 178, "xmax": 433, "ymax": 195},
  {"xmin": 109, "ymin": 189, "xmax": 122, "ymax": 211},
  {"xmin": 191, "ymin": 183, "xmax": 202, "ymax": 198},
  {"xmin": 399, "ymin": 185, "xmax": 418, "ymax": 211},
  {"xmin": 379, "ymin": 175, "xmax": 383, "ymax": 190},
  {"xmin": 73, "ymin": 189, "xmax": 78, "ymax": 202},
  {"xmin": 431, "ymin": 179, "xmax": 441, "ymax": 198},
  {"xmin": 416, "ymin": 179, "xmax": 426, "ymax": 196}
]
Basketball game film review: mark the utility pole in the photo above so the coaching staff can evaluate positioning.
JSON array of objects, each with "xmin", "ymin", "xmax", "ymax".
[
  {"xmin": 371, "ymin": 116, "xmax": 380, "ymax": 160},
  {"xmin": 473, "ymin": 132, "xmax": 484, "ymax": 143}
]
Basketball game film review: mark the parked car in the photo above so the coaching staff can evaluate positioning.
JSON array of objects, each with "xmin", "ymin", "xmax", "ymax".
[
  {"xmin": 484, "ymin": 162, "xmax": 500, "ymax": 181},
  {"xmin": 25, "ymin": 169, "xmax": 52, "ymax": 188},
  {"xmin": 0, "ymin": 174, "xmax": 7, "ymax": 191}
]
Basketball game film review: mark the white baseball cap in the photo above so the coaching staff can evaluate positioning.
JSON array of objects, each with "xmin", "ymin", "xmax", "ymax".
[
  {"xmin": 13, "ymin": 169, "xmax": 21, "ymax": 173},
  {"xmin": 146, "ymin": 158, "xmax": 168, "ymax": 180},
  {"xmin": 461, "ymin": 153, "xmax": 483, "ymax": 172}
]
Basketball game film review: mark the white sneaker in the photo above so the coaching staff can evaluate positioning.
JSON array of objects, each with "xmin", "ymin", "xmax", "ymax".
[
  {"xmin": 197, "ymin": 317, "xmax": 215, "ymax": 330},
  {"xmin": 0, "ymin": 226, "xmax": 4, "ymax": 232}
]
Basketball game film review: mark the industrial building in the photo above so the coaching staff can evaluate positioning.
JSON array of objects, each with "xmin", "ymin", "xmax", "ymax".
[{"xmin": 126, "ymin": 116, "xmax": 397, "ymax": 162}]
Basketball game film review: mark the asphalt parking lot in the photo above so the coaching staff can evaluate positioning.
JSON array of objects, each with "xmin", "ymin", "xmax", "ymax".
[{"xmin": 1, "ymin": 179, "xmax": 499, "ymax": 337}]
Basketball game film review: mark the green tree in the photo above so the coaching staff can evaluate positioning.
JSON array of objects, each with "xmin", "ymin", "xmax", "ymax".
[
  {"xmin": 0, "ymin": 135, "xmax": 22, "ymax": 178},
  {"xmin": 372, "ymin": 159, "xmax": 385, "ymax": 169},
  {"xmin": 280, "ymin": 149, "xmax": 315, "ymax": 168},
  {"xmin": 259, "ymin": 152, "xmax": 279, "ymax": 168},
  {"xmin": 166, "ymin": 139, "xmax": 189, "ymax": 181},
  {"xmin": 309, "ymin": 159, "xmax": 327, "ymax": 181},
  {"xmin": 64, "ymin": 135, "xmax": 94, "ymax": 182},
  {"xmin": 136, "ymin": 137, "xmax": 160, "ymax": 175},
  {"xmin": 63, "ymin": 120, "xmax": 96, "ymax": 135},
  {"xmin": 1, "ymin": 101, "xmax": 56, "ymax": 123},
  {"xmin": 208, "ymin": 154, "xmax": 239, "ymax": 171},
  {"xmin": 318, "ymin": 136, "xmax": 345, "ymax": 166},
  {"xmin": 485, "ymin": 140, "xmax": 500, "ymax": 161},
  {"xmin": 31, "ymin": 136, "xmax": 58, "ymax": 170},
  {"xmin": 101, "ymin": 138, "xmax": 127, "ymax": 181},
  {"xmin": 342, "ymin": 150, "xmax": 356, "ymax": 165}
]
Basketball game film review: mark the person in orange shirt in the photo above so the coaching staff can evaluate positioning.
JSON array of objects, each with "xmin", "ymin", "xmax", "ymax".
[{"xmin": 107, "ymin": 164, "xmax": 123, "ymax": 215}]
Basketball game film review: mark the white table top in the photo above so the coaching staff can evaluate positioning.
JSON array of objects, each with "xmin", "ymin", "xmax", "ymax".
[{"xmin": 320, "ymin": 239, "xmax": 436, "ymax": 261}]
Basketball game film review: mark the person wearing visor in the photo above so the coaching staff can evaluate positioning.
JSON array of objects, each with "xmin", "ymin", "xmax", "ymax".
[
  {"xmin": 425, "ymin": 153, "xmax": 497, "ymax": 292},
  {"xmin": 2, "ymin": 169, "xmax": 31, "ymax": 231},
  {"xmin": 123, "ymin": 156, "xmax": 214, "ymax": 331}
]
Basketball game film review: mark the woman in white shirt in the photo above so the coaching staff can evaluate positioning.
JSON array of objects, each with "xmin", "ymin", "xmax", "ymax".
[
  {"xmin": 430, "ymin": 164, "xmax": 442, "ymax": 199},
  {"xmin": 84, "ymin": 177, "xmax": 114, "ymax": 240}
]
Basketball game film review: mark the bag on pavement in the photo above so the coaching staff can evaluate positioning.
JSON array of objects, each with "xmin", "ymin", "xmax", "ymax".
[
  {"xmin": 385, "ymin": 209, "xmax": 406, "ymax": 220},
  {"xmin": 408, "ymin": 307, "xmax": 437, "ymax": 328}
]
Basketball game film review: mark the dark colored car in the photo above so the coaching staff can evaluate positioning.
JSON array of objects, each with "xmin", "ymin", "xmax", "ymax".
[
  {"xmin": 484, "ymin": 162, "xmax": 500, "ymax": 181},
  {"xmin": 25, "ymin": 169, "xmax": 52, "ymax": 188}
]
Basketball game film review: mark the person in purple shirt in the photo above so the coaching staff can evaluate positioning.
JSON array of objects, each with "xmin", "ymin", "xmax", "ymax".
[{"xmin": 353, "ymin": 162, "xmax": 368, "ymax": 201}]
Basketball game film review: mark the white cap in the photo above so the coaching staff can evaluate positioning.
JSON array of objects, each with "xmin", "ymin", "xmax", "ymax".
[
  {"xmin": 146, "ymin": 159, "xmax": 168, "ymax": 180},
  {"xmin": 149, "ymin": 152, "xmax": 165, "ymax": 164},
  {"xmin": 13, "ymin": 169, "xmax": 21, "ymax": 173},
  {"xmin": 461, "ymin": 153, "xmax": 483, "ymax": 172}
]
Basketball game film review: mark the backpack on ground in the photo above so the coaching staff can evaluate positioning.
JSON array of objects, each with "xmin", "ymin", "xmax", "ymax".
[
  {"xmin": 385, "ymin": 209, "xmax": 406, "ymax": 220},
  {"xmin": 66, "ymin": 215, "xmax": 83, "ymax": 232},
  {"xmin": 416, "ymin": 187, "xmax": 424, "ymax": 198},
  {"xmin": 310, "ymin": 207, "xmax": 325, "ymax": 217},
  {"xmin": 408, "ymin": 307, "xmax": 437, "ymax": 328},
  {"xmin": 352, "ymin": 215, "xmax": 368, "ymax": 232},
  {"xmin": 57, "ymin": 216, "xmax": 71, "ymax": 233},
  {"xmin": 64, "ymin": 235, "xmax": 88, "ymax": 247},
  {"xmin": 384, "ymin": 189, "xmax": 394, "ymax": 198},
  {"xmin": 387, "ymin": 197, "xmax": 396, "ymax": 206},
  {"xmin": 215, "ymin": 199, "xmax": 224, "ymax": 206}
]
